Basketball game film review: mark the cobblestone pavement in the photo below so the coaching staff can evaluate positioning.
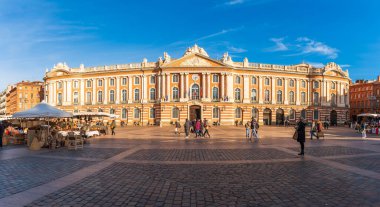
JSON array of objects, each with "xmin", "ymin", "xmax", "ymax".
[{"xmin": 1, "ymin": 126, "xmax": 380, "ymax": 206}]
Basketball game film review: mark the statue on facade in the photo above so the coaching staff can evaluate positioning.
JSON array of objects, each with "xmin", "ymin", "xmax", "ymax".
[{"xmin": 163, "ymin": 52, "xmax": 171, "ymax": 62}]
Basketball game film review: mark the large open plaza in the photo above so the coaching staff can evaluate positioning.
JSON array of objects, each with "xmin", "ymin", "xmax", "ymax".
[{"xmin": 1, "ymin": 126, "xmax": 380, "ymax": 206}]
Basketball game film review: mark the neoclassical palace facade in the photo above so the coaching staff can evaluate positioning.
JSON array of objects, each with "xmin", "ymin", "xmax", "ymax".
[{"xmin": 44, "ymin": 45, "xmax": 351, "ymax": 126}]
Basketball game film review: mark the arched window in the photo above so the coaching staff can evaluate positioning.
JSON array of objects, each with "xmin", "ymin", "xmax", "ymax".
[
  {"xmin": 331, "ymin": 93, "xmax": 336, "ymax": 106},
  {"xmin": 235, "ymin": 108, "xmax": 242, "ymax": 118},
  {"xmin": 110, "ymin": 108, "xmax": 115, "ymax": 114},
  {"xmin": 212, "ymin": 87, "xmax": 219, "ymax": 100},
  {"xmin": 235, "ymin": 88, "xmax": 241, "ymax": 101},
  {"xmin": 265, "ymin": 90, "xmax": 270, "ymax": 102},
  {"xmin": 172, "ymin": 107, "xmax": 179, "ymax": 118},
  {"xmin": 277, "ymin": 79, "xmax": 283, "ymax": 86},
  {"xmin": 235, "ymin": 76, "xmax": 241, "ymax": 84},
  {"xmin": 289, "ymin": 79, "xmax": 295, "ymax": 87},
  {"xmin": 313, "ymin": 92, "xmax": 319, "ymax": 105},
  {"xmin": 213, "ymin": 107, "xmax": 219, "ymax": 118},
  {"xmin": 122, "ymin": 90, "xmax": 127, "ymax": 102},
  {"xmin": 313, "ymin": 109, "xmax": 319, "ymax": 120},
  {"xmin": 97, "ymin": 91, "xmax": 103, "ymax": 103},
  {"xmin": 289, "ymin": 91, "xmax": 295, "ymax": 104},
  {"xmin": 134, "ymin": 89, "xmax": 140, "ymax": 101},
  {"xmin": 277, "ymin": 90, "xmax": 283, "ymax": 103},
  {"xmin": 251, "ymin": 77, "xmax": 257, "ymax": 84},
  {"xmin": 301, "ymin": 92, "xmax": 306, "ymax": 104},
  {"xmin": 109, "ymin": 90, "xmax": 115, "ymax": 102},
  {"xmin": 289, "ymin": 109, "xmax": 295, "ymax": 120},
  {"xmin": 150, "ymin": 108, "xmax": 156, "ymax": 118},
  {"xmin": 134, "ymin": 108, "xmax": 140, "ymax": 119},
  {"xmin": 73, "ymin": 92, "xmax": 79, "ymax": 104},
  {"xmin": 191, "ymin": 84, "xmax": 200, "ymax": 100},
  {"xmin": 172, "ymin": 87, "xmax": 179, "ymax": 100},
  {"xmin": 252, "ymin": 108, "xmax": 258, "ymax": 119},
  {"xmin": 301, "ymin": 109, "xmax": 306, "ymax": 119},
  {"xmin": 150, "ymin": 88, "xmax": 156, "ymax": 100},
  {"xmin": 251, "ymin": 89, "xmax": 257, "ymax": 102},
  {"xmin": 122, "ymin": 108, "xmax": 127, "ymax": 119},
  {"xmin": 265, "ymin": 78, "xmax": 270, "ymax": 85}
]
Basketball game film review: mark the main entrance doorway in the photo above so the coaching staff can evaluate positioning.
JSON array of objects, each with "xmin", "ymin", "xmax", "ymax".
[
  {"xmin": 330, "ymin": 110, "xmax": 337, "ymax": 126},
  {"xmin": 189, "ymin": 105, "xmax": 201, "ymax": 120},
  {"xmin": 263, "ymin": 108, "xmax": 272, "ymax": 125}
]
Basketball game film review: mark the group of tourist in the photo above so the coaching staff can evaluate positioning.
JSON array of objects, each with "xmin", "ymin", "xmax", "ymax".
[
  {"xmin": 352, "ymin": 120, "xmax": 380, "ymax": 138},
  {"xmin": 179, "ymin": 118, "xmax": 211, "ymax": 139}
]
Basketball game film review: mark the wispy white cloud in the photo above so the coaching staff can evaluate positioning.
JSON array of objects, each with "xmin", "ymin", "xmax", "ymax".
[
  {"xmin": 266, "ymin": 37, "xmax": 288, "ymax": 52},
  {"xmin": 228, "ymin": 46, "xmax": 247, "ymax": 53},
  {"xmin": 340, "ymin": 64, "xmax": 351, "ymax": 68},
  {"xmin": 296, "ymin": 37, "xmax": 339, "ymax": 59},
  {"xmin": 224, "ymin": 0, "xmax": 246, "ymax": 6},
  {"xmin": 307, "ymin": 62, "xmax": 325, "ymax": 68},
  {"xmin": 194, "ymin": 26, "xmax": 244, "ymax": 42},
  {"xmin": 219, "ymin": 0, "xmax": 275, "ymax": 7}
]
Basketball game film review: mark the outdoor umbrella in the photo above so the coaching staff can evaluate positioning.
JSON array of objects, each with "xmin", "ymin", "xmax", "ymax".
[{"xmin": 12, "ymin": 102, "xmax": 73, "ymax": 119}]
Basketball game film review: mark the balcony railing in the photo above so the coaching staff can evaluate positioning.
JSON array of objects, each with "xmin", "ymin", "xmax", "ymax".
[{"xmin": 85, "ymin": 102, "xmax": 92, "ymax": 105}]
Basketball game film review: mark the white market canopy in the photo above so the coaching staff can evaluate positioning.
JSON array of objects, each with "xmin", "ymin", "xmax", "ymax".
[
  {"xmin": 73, "ymin": 112, "xmax": 119, "ymax": 118},
  {"xmin": 357, "ymin": 113, "xmax": 380, "ymax": 118},
  {"xmin": 12, "ymin": 102, "xmax": 73, "ymax": 119}
]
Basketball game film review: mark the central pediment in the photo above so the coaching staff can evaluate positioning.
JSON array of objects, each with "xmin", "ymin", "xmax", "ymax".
[{"xmin": 162, "ymin": 53, "xmax": 229, "ymax": 68}]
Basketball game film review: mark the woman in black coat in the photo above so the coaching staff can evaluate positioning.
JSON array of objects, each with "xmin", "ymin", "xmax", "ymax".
[{"xmin": 296, "ymin": 117, "xmax": 306, "ymax": 156}]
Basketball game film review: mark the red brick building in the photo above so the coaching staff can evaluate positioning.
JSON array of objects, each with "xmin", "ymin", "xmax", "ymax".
[{"xmin": 350, "ymin": 76, "xmax": 380, "ymax": 121}]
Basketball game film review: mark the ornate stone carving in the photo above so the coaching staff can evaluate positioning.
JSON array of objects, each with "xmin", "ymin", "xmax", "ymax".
[
  {"xmin": 180, "ymin": 57, "xmax": 212, "ymax": 67},
  {"xmin": 183, "ymin": 44, "xmax": 209, "ymax": 57}
]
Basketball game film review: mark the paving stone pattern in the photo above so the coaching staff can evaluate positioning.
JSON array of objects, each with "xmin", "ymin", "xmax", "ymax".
[
  {"xmin": 40, "ymin": 147, "xmax": 127, "ymax": 159},
  {"xmin": 332, "ymin": 155, "xmax": 380, "ymax": 173},
  {"xmin": 26, "ymin": 161, "xmax": 380, "ymax": 206},
  {"xmin": 0, "ymin": 157, "xmax": 94, "ymax": 199},
  {"xmin": 124, "ymin": 148, "xmax": 298, "ymax": 161},
  {"xmin": 289, "ymin": 146, "xmax": 374, "ymax": 157}
]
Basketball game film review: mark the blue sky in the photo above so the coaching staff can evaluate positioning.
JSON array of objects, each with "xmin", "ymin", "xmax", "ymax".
[{"xmin": 0, "ymin": 0, "xmax": 379, "ymax": 88}]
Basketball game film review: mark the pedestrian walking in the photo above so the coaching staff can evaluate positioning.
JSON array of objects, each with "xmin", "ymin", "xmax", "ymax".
[
  {"xmin": 310, "ymin": 121, "xmax": 317, "ymax": 140},
  {"xmin": 195, "ymin": 119, "xmax": 201, "ymax": 138},
  {"xmin": 110, "ymin": 120, "xmax": 116, "ymax": 135},
  {"xmin": 174, "ymin": 121, "xmax": 181, "ymax": 135},
  {"xmin": 295, "ymin": 117, "xmax": 306, "ymax": 156},
  {"xmin": 361, "ymin": 122, "xmax": 367, "ymax": 138},
  {"xmin": 251, "ymin": 118, "xmax": 259, "ymax": 140},
  {"xmin": 184, "ymin": 119, "xmax": 191, "ymax": 139},
  {"xmin": 203, "ymin": 120, "xmax": 211, "ymax": 138},
  {"xmin": 0, "ymin": 122, "xmax": 4, "ymax": 148},
  {"xmin": 245, "ymin": 121, "xmax": 251, "ymax": 140}
]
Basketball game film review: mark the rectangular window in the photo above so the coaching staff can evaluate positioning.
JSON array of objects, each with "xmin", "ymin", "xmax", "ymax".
[
  {"xmin": 86, "ymin": 80, "xmax": 92, "ymax": 88},
  {"xmin": 110, "ymin": 78, "xmax": 115, "ymax": 86},
  {"xmin": 213, "ymin": 74, "xmax": 219, "ymax": 82},
  {"xmin": 122, "ymin": 78, "xmax": 127, "ymax": 86},
  {"xmin": 73, "ymin": 81, "xmax": 79, "ymax": 89},
  {"xmin": 134, "ymin": 77, "xmax": 140, "ymax": 85},
  {"xmin": 172, "ymin": 74, "xmax": 179, "ymax": 83},
  {"xmin": 150, "ymin": 76, "xmax": 156, "ymax": 84},
  {"xmin": 98, "ymin": 80, "xmax": 103, "ymax": 87}
]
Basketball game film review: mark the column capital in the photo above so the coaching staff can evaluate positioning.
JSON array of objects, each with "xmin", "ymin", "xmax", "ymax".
[
  {"xmin": 243, "ymin": 75, "xmax": 249, "ymax": 78},
  {"xmin": 180, "ymin": 72, "xmax": 185, "ymax": 75}
]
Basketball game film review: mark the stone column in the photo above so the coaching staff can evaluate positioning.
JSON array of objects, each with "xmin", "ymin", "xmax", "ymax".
[
  {"xmin": 184, "ymin": 73, "xmax": 189, "ymax": 100},
  {"xmin": 128, "ymin": 76, "xmax": 132, "ymax": 103},
  {"xmin": 226, "ymin": 73, "xmax": 234, "ymax": 102},
  {"xmin": 158, "ymin": 74, "xmax": 162, "ymax": 101},
  {"xmin": 161, "ymin": 73, "xmax": 166, "ymax": 101},
  {"xmin": 180, "ymin": 73, "xmax": 185, "ymax": 101},
  {"xmin": 50, "ymin": 82, "xmax": 54, "ymax": 105},
  {"xmin": 307, "ymin": 80, "xmax": 311, "ymax": 105},
  {"xmin": 104, "ymin": 78, "xmax": 108, "ymax": 104},
  {"xmin": 80, "ymin": 79, "xmax": 85, "ymax": 105},
  {"xmin": 258, "ymin": 76, "xmax": 263, "ymax": 104},
  {"xmin": 116, "ymin": 77, "xmax": 120, "ymax": 104},
  {"xmin": 295, "ymin": 79, "xmax": 300, "ymax": 105},
  {"xmin": 243, "ymin": 75, "xmax": 249, "ymax": 103},
  {"xmin": 166, "ymin": 73, "xmax": 170, "ymax": 102},
  {"xmin": 221, "ymin": 73, "xmax": 225, "ymax": 100},
  {"xmin": 142, "ymin": 75, "xmax": 147, "ymax": 103},
  {"xmin": 271, "ymin": 77, "xmax": 276, "ymax": 104},
  {"xmin": 202, "ymin": 73, "xmax": 206, "ymax": 100},
  {"xmin": 92, "ymin": 79, "xmax": 96, "ymax": 104},
  {"xmin": 63, "ymin": 81, "xmax": 67, "ymax": 105},
  {"xmin": 284, "ymin": 78, "xmax": 288, "ymax": 105},
  {"xmin": 207, "ymin": 72, "xmax": 211, "ymax": 100}
]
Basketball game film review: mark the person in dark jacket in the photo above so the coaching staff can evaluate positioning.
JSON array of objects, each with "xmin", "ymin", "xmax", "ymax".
[
  {"xmin": 184, "ymin": 119, "xmax": 191, "ymax": 139},
  {"xmin": 296, "ymin": 117, "xmax": 306, "ymax": 155}
]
